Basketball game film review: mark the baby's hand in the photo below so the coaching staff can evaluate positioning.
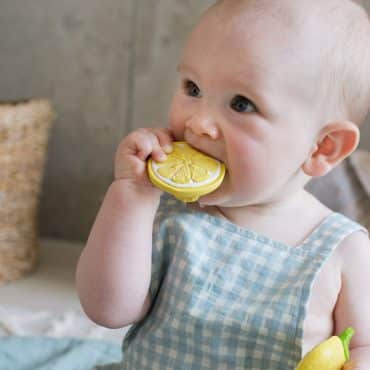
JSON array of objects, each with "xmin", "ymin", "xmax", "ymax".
[
  {"xmin": 114, "ymin": 127, "xmax": 174, "ymax": 193},
  {"xmin": 342, "ymin": 360, "xmax": 358, "ymax": 369}
]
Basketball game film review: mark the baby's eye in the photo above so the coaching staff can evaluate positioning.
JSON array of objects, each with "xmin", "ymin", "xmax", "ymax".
[
  {"xmin": 183, "ymin": 79, "xmax": 202, "ymax": 98},
  {"xmin": 230, "ymin": 95, "xmax": 257, "ymax": 113}
]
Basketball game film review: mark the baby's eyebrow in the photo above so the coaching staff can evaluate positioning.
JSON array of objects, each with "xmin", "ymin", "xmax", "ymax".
[
  {"xmin": 177, "ymin": 63, "xmax": 196, "ymax": 75},
  {"xmin": 176, "ymin": 63, "xmax": 202, "ymax": 82}
]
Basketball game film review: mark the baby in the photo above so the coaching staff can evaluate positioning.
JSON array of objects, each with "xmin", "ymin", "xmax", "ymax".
[{"xmin": 76, "ymin": 0, "xmax": 370, "ymax": 369}]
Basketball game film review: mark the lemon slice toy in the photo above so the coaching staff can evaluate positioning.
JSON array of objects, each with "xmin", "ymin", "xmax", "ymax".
[
  {"xmin": 295, "ymin": 327, "xmax": 356, "ymax": 370},
  {"xmin": 147, "ymin": 141, "xmax": 226, "ymax": 203}
]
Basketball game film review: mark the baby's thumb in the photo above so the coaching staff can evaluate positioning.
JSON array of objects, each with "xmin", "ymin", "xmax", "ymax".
[{"xmin": 342, "ymin": 360, "xmax": 358, "ymax": 370}]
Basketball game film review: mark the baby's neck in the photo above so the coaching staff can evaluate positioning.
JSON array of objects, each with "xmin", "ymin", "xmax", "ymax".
[
  {"xmin": 217, "ymin": 189, "xmax": 313, "ymax": 224},
  {"xmin": 195, "ymin": 189, "xmax": 332, "ymax": 247}
]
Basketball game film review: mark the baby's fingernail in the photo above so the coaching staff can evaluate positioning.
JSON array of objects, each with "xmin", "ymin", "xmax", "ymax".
[
  {"xmin": 158, "ymin": 152, "xmax": 167, "ymax": 161},
  {"xmin": 163, "ymin": 144, "xmax": 173, "ymax": 153}
]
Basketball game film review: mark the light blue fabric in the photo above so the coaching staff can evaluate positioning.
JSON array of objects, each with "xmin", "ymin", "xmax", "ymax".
[
  {"xmin": 104, "ymin": 194, "xmax": 367, "ymax": 370},
  {"xmin": 0, "ymin": 336, "xmax": 121, "ymax": 370}
]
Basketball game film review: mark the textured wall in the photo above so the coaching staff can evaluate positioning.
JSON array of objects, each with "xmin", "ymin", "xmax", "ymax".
[
  {"xmin": 0, "ymin": 0, "xmax": 369, "ymax": 242},
  {"xmin": 0, "ymin": 0, "xmax": 213, "ymax": 242}
]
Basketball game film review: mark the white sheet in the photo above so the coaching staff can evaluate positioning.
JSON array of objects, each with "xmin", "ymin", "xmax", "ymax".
[{"xmin": 0, "ymin": 305, "xmax": 125, "ymax": 343}]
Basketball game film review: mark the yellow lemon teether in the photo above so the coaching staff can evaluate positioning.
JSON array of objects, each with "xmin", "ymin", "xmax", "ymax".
[
  {"xmin": 147, "ymin": 141, "xmax": 226, "ymax": 202},
  {"xmin": 295, "ymin": 328, "xmax": 355, "ymax": 370}
]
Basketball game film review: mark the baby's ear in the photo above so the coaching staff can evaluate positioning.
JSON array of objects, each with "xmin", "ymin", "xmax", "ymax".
[{"xmin": 302, "ymin": 121, "xmax": 360, "ymax": 177}]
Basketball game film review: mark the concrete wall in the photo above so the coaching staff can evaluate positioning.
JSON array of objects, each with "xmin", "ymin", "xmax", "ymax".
[
  {"xmin": 0, "ymin": 0, "xmax": 213, "ymax": 242},
  {"xmin": 0, "ymin": 0, "xmax": 369, "ymax": 242}
]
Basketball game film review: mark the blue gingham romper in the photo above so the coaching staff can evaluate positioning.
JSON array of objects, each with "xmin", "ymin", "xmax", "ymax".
[{"xmin": 103, "ymin": 193, "xmax": 367, "ymax": 370}]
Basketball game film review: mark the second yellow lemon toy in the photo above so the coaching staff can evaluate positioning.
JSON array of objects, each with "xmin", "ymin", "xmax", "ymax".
[
  {"xmin": 147, "ymin": 141, "xmax": 226, "ymax": 202},
  {"xmin": 295, "ymin": 327, "xmax": 355, "ymax": 370}
]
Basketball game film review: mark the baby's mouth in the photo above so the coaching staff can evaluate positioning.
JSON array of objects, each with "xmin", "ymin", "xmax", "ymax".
[{"xmin": 184, "ymin": 129, "xmax": 224, "ymax": 163}]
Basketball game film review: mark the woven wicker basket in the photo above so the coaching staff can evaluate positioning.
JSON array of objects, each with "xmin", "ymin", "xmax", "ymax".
[{"xmin": 0, "ymin": 99, "xmax": 54, "ymax": 284}]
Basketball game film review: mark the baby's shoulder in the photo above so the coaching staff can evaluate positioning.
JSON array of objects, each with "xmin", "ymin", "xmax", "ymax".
[
  {"xmin": 298, "ymin": 192, "xmax": 369, "ymax": 255},
  {"xmin": 335, "ymin": 228, "xmax": 370, "ymax": 270}
]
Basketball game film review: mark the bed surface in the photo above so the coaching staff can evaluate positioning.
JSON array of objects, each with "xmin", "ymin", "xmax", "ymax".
[{"xmin": 0, "ymin": 238, "xmax": 127, "ymax": 343}]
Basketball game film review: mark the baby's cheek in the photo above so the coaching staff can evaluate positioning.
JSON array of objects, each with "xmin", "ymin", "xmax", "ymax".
[
  {"xmin": 234, "ymin": 158, "xmax": 261, "ymax": 187},
  {"xmin": 168, "ymin": 121, "xmax": 185, "ymax": 141},
  {"xmin": 168, "ymin": 97, "xmax": 188, "ymax": 140},
  {"xmin": 228, "ymin": 141, "xmax": 268, "ymax": 188},
  {"xmin": 227, "ymin": 135, "xmax": 260, "ymax": 169}
]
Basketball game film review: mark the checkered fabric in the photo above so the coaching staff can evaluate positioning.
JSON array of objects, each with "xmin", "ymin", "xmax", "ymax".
[{"xmin": 107, "ymin": 194, "xmax": 367, "ymax": 370}]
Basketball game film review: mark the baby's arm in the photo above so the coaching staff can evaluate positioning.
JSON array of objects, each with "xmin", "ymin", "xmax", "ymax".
[
  {"xmin": 334, "ymin": 231, "xmax": 370, "ymax": 369},
  {"xmin": 76, "ymin": 128, "xmax": 173, "ymax": 328}
]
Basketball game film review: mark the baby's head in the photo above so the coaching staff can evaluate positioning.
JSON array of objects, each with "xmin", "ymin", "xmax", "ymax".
[{"xmin": 168, "ymin": 0, "xmax": 370, "ymax": 207}]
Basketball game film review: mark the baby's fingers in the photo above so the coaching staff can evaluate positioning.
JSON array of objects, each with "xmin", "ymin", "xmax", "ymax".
[
  {"xmin": 134, "ymin": 128, "xmax": 173, "ymax": 162},
  {"xmin": 151, "ymin": 127, "xmax": 174, "ymax": 154},
  {"xmin": 119, "ymin": 129, "xmax": 153, "ymax": 159},
  {"xmin": 343, "ymin": 360, "xmax": 358, "ymax": 370},
  {"xmin": 131, "ymin": 130, "xmax": 163, "ymax": 161}
]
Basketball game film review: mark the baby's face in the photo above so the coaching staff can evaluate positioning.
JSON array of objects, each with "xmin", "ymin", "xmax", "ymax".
[{"xmin": 168, "ymin": 3, "xmax": 324, "ymax": 207}]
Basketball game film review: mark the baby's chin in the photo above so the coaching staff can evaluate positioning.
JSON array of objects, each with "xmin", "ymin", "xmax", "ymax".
[
  {"xmin": 198, "ymin": 175, "xmax": 232, "ymax": 207},
  {"xmin": 198, "ymin": 175, "xmax": 256, "ymax": 208}
]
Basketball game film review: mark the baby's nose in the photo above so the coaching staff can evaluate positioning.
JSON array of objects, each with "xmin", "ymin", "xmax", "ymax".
[{"xmin": 185, "ymin": 113, "xmax": 220, "ymax": 139}]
